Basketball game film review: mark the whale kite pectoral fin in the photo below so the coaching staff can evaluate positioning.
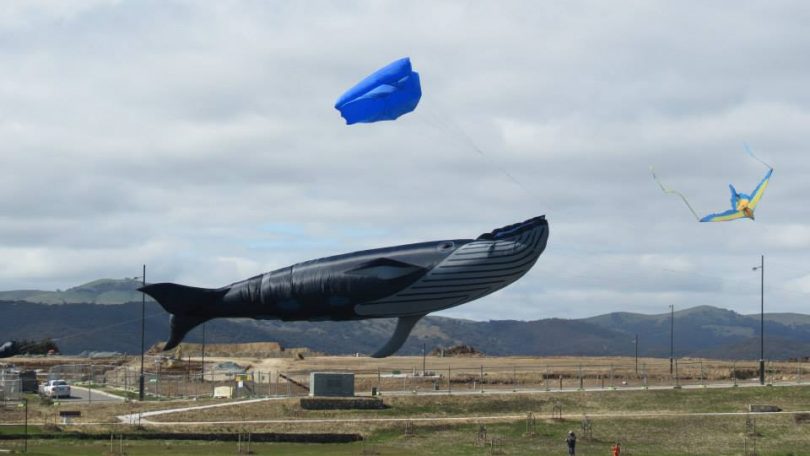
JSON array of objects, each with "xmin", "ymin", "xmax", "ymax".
[{"xmin": 370, "ymin": 314, "xmax": 426, "ymax": 358}]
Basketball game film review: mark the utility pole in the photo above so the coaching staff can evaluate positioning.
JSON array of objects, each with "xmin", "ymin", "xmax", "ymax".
[
  {"xmin": 753, "ymin": 255, "xmax": 765, "ymax": 385},
  {"xmin": 139, "ymin": 264, "xmax": 146, "ymax": 401},
  {"xmin": 669, "ymin": 305, "xmax": 674, "ymax": 375}
]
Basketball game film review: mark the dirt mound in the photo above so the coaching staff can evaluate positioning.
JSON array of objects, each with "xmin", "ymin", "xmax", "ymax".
[
  {"xmin": 431, "ymin": 344, "xmax": 483, "ymax": 357},
  {"xmin": 149, "ymin": 341, "xmax": 318, "ymax": 358}
]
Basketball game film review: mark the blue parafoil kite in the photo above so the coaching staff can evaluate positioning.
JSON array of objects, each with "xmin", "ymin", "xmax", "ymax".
[{"xmin": 335, "ymin": 58, "xmax": 421, "ymax": 125}]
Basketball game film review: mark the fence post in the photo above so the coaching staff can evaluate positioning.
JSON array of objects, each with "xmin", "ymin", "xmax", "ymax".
[
  {"xmin": 674, "ymin": 359, "xmax": 680, "ymax": 388},
  {"xmin": 700, "ymin": 360, "xmax": 705, "ymax": 387},
  {"xmin": 578, "ymin": 365, "xmax": 583, "ymax": 391},
  {"xmin": 23, "ymin": 397, "xmax": 28, "ymax": 453},
  {"xmin": 732, "ymin": 361, "xmax": 737, "ymax": 387},
  {"xmin": 156, "ymin": 364, "xmax": 160, "ymax": 400},
  {"xmin": 88, "ymin": 361, "xmax": 93, "ymax": 405},
  {"xmin": 642, "ymin": 363, "xmax": 648, "ymax": 389}
]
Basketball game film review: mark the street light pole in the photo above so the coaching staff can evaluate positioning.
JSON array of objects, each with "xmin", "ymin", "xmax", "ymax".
[
  {"xmin": 753, "ymin": 255, "xmax": 765, "ymax": 385},
  {"xmin": 669, "ymin": 305, "xmax": 674, "ymax": 375},
  {"xmin": 139, "ymin": 264, "xmax": 146, "ymax": 401}
]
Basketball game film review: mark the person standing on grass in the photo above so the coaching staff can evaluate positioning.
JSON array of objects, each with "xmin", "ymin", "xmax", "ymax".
[
  {"xmin": 612, "ymin": 441, "xmax": 621, "ymax": 456},
  {"xmin": 566, "ymin": 430, "xmax": 576, "ymax": 455}
]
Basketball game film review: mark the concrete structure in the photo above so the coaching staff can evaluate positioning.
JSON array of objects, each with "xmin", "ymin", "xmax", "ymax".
[
  {"xmin": 213, "ymin": 386, "xmax": 233, "ymax": 398},
  {"xmin": 749, "ymin": 404, "xmax": 781, "ymax": 413},
  {"xmin": 309, "ymin": 372, "xmax": 354, "ymax": 397}
]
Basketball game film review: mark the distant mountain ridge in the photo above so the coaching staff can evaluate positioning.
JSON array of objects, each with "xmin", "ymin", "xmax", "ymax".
[
  {"xmin": 1, "ymin": 280, "xmax": 809, "ymax": 359},
  {"xmin": 0, "ymin": 278, "xmax": 153, "ymax": 305}
]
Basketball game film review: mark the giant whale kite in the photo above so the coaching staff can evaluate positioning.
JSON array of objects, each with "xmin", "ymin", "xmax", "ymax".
[{"xmin": 141, "ymin": 216, "xmax": 548, "ymax": 357}]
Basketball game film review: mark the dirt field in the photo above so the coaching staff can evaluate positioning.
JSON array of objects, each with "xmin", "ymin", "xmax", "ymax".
[
  {"xmin": 195, "ymin": 354, "xmax": 804, "ymax": 395},
  {"xmin": 8, "ymin": 353, "xmax": 804, "ymax": 402},
  {"xmin": 3, "ymin": 353, "xmax": 810, "ymax": 455}
]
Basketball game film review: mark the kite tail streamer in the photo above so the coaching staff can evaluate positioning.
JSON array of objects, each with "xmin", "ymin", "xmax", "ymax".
[
  {"xmin": 743, "ymin": 143, "xmax": 772, "ymax": 169},
  {"xmin": 650, "ymin": 166, "xmax": 701, "ymax": 221}
]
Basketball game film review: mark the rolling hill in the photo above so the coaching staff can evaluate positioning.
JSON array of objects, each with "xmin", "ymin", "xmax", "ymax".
[
  {"xmin": 0, "ymin": 278, "xmax": 153, "ymax": 305},
  {"xmin": 1, "ymin": 279, "xmax": 809, "ymax": 359}
]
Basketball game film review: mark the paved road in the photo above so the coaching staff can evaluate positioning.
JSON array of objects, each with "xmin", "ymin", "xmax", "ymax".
[
  {"xmin": 56, "ymin": 386, "xmax": 125, "ymax": 403},
  {"xmin": 133, "ymin": 408, "xmax": 810, "ymax": 427},
  {"xmin": 118, "ymin": 397, "xmax": 276, "ymax": 424}
]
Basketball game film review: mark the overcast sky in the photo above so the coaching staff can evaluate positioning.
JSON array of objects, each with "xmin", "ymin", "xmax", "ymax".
[{"xmin": 1, "ymin": 1, "xmax": 809, "ymax": 320}]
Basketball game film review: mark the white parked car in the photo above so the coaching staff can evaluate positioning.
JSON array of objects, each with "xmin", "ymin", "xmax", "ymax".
[{"xmin": 40, "ymin": 379, "xmax": 71, "ymax": 398}]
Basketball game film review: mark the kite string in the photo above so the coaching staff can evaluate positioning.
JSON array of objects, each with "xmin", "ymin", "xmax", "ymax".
[
  {"xmin": 414, "ymin": 108, "xmax": 538, "ymax": 199},
  {"xmin": 743, "ymin": 143, "xmax": 772, "ymax": 169},
  {"xmin": 50, "ymin": 310, "xmax": 166, "ymax": 346},
  {"xmin": 650, "ymin": 166, "xmax": 702, "ymax": 221}
]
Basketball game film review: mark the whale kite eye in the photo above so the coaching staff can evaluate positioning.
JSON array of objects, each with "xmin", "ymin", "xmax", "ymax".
[{"xmin": 438, "ymin": 242, "xmax": 455, "ymax": 252}]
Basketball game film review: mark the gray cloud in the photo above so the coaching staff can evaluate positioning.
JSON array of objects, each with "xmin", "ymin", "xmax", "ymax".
[{"xmin": 1, "ymin": 1, "xmax": 809, "ymax": 319}]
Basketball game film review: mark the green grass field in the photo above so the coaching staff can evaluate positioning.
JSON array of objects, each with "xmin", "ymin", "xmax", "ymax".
[
  {"xmin": 3, "ymin": 416, "xmax": 809, "ymax": 456},
  {"xmin": 2, "ymin": 385, "xmax": 810, "ymax": 455},
  {"xmin": 146, "ymin": 383, "xmax": 810, "ymax": 424}
]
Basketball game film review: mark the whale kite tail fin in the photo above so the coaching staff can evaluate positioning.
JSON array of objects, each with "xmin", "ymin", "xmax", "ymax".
[{"xmin": 139, "ymin": 283, "xmax": 229, "ymax": 351}]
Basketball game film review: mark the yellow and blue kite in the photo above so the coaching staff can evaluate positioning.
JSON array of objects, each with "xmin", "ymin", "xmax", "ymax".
[
  {"xmin": 651, "ymin": 146, "xmax": 773, "ymax": 223},
  {"xmin": 699, "ymin": 168, "xmax": 772, "ymax": 222}
]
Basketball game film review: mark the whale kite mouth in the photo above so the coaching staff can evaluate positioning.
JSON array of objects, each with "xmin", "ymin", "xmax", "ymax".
[{"xmin": 477, "ymin": 215, "xmax": 547, "ymax": 240}]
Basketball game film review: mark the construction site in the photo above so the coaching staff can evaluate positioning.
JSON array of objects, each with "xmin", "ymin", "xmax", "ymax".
[{"xmin": 2, "ymin": 343, "xmax": 810, "ymax": 455}]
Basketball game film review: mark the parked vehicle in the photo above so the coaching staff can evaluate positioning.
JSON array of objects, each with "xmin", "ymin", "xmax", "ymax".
[{"xmin": 40, "ymin": 379, "xmax": 70, "ymax": 398}]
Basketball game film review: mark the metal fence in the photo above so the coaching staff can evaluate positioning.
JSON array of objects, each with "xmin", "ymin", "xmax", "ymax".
[
  {"xmin": 39, "ymin": 358, "xmax": 808, "ymax": 401},
  {"xmin": 102, "ymin": 367, "xmax": 309, "ymax": 400},
  {"xmin": 0, "ymin": 370, "xmax": 21, "ymax": 402},
  {"xmin": 279, "ymin": 359, "xmax": 808, "ymax": 395}
]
